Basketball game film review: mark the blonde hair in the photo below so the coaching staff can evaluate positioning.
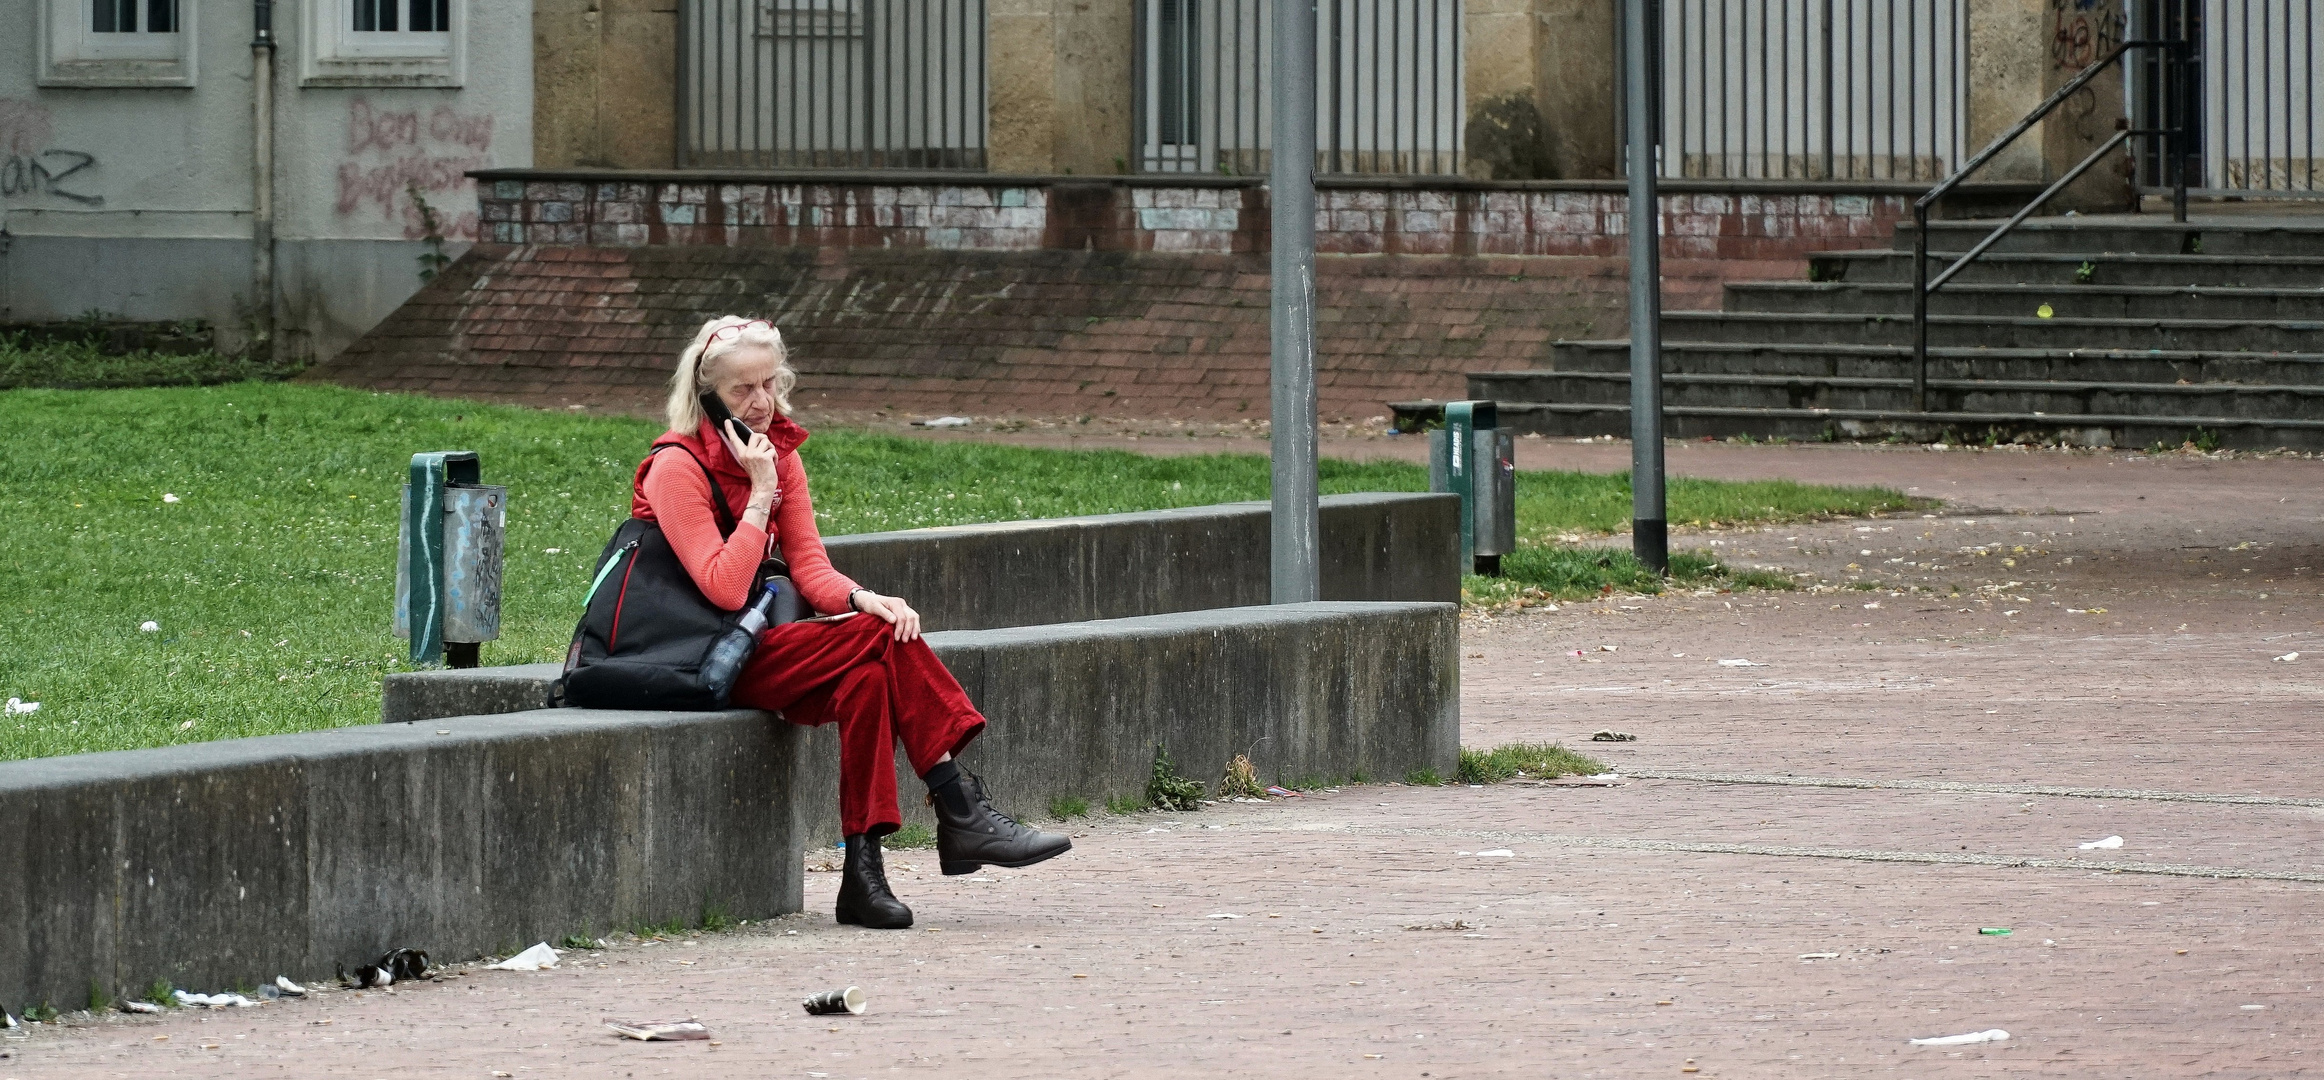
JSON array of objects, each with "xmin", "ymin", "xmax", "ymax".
[{"xmin": 665, "ymin": 315, "xmax": 797, "ymax": 432}]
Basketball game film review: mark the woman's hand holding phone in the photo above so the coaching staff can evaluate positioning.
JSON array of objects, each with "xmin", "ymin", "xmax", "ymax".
[{"xmin": 718, "ymin": 420, "xmax": 783, "ymax": 506}]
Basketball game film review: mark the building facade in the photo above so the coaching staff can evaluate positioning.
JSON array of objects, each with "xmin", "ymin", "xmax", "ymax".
[
  {"xmin": 0, "ymin": 0, "xmax": 532, "ymax": 358},
  {"xmin": 9, "ymin": 0, "xmax": 2317, "ymax": 367}
]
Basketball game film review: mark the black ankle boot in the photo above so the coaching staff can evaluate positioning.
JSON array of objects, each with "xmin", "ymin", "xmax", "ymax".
[
  {"xmin": 835, "ymin": 833, "xmax": 913, "ymax": 929},
  {"xmin": 928, "ymin": 769, "xmax": 1072, "ymax": 876}
]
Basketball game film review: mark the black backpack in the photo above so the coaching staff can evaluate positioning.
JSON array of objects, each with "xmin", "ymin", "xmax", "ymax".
[{"xmin": 556, "ymin": 444, "xmax": 803, "ymax": 710}]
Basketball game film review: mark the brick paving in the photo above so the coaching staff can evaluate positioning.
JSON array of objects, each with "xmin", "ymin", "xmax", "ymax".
[{"xmin": 5, "ymin": 441, "xmax": 2321, "ymax": 1077}]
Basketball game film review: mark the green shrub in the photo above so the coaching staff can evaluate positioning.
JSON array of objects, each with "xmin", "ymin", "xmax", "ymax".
[
  {"xmin": 0, "ymin": 328, "xmax": 298, "ymax": 390},
  {"xmin": 1048, "ymin": 794, "xmax": 1091, "ymax": 820},
  {"xmin": 1147, "ymin": 743, "xmax": 1206, "ymax": 811}
]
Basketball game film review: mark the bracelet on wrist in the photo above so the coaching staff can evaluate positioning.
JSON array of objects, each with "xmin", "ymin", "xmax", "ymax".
[{"xmin": 848, "ymin": 588, "xmax": 871, "ymax": 612}]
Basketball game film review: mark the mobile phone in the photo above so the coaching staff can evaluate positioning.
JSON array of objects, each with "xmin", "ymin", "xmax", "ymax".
[{"xmin": 700, "ymin": 391, "xmax": 753, "ymax": 446}]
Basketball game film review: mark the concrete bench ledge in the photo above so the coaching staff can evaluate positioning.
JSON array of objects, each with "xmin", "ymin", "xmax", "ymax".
[
  {"xmin": 393, "ymin": 602, "xmax": 1462, "ymax": 844},
  {"xmin": 3, "ymin": 601, "xmax": 1456, "ymax": 1013},
  {"xmin": 815, "ymin": 492, "xmax": 1458, "ymax": 632},
  {"xmin": 0, "ymin": 703, "xmax": 794, "ymax": 1020}
]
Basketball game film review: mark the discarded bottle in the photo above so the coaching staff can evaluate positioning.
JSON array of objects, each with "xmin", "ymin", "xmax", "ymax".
[
  {"xmin": 1978, "ymin": 927, "xmax": 2012, "ymax": 936},
  {"xmin": 701, "ymin": 580, "xmax": 783, "ymax": 707}
]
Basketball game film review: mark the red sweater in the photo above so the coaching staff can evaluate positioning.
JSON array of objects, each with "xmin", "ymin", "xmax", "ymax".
[{"xmin": 630, "ymin": 417, "xmax": 860, "ymax": 614}]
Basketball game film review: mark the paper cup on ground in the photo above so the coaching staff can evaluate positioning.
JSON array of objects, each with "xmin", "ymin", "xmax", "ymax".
[{"xmin": 802, "ymin": 986, "xmax": 866, "ymax": 1016}]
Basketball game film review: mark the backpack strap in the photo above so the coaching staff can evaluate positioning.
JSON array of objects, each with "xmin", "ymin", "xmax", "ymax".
[{"xmin": 650, "ymin": 442, "xmax": 739, "ymax": 540}]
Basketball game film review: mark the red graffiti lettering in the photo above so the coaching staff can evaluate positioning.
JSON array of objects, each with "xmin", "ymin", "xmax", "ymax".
[
  {"xmin": 425, "ymin": 106, "xmax": 494, "ymax": 152},
  {"xmin": 347, "ymin": 99, "xmax": 422, "ymax": 155},
  {"xmin": 337, "ymin": 97, "xmax": 493, "ymax": 237},
  {"xmin": 347, "ymin": 99, "xmax": 493, "ymax": 156},
  {"xmin": 337, "ymin": 154, "xmax": 485, "ymax": 216},
  {"xmin": 399, "ymin": 204, "xmax": 479, "ymax": 242}
]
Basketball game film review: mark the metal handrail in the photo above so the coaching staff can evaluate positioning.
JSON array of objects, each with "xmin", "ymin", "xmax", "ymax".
[{"xmin": 1907, "ymin": 35, "xmax": 2194, "ymax": 411}]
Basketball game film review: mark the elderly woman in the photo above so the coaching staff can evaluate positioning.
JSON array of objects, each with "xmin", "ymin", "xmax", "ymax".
[{"xmin": 634, "ymin": 315, "xmax": 1070, "ymax": 929}]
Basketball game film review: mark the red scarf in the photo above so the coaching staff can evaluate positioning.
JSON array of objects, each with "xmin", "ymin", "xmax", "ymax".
[{"xmin": 633, "ymin": 414, "xmax": 811, "ymax": 524}]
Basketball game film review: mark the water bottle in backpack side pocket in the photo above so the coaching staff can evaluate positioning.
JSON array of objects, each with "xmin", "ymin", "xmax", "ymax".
[{"xmin": 700, "ymin": 580, "xmax": 783, "ymax": 707}]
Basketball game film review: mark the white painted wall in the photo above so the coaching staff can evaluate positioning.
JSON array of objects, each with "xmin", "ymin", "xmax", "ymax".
[{"xmin": 0, "ymin": 0, "xmax": 531, "ymax": 359}]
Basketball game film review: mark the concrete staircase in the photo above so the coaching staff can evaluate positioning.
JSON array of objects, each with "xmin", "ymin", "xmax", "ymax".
[{"xmin": 1413, "ymin": 215, "xmax": 2324, "ymax": 450}]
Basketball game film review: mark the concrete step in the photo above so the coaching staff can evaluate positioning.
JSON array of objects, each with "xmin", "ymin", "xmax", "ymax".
[
  {"xmin": 1663, "ymin": 310, "xmax": 2324, "ymax": 352},
  {"xmin": 1894, "ymin": 218, "xmax": 2324, "ymax": 257},
  {"xmin": 1809, "ymin": 249, "xmax": 2324, "ymax": 288},
  {"xmin": 1544, "ymin": 340, "xmax": 2324, "ymax": 385},
  {"xmin": 1408, "ymin": 214, "xmax": 2324, "ymax": 448},
  {"xmin": 1389, "ymin": 399, "xmax": 2324, "ymax": 449},
  {"xmin": 1468, "ymin": 370, "xmax": 2324, "ymax": 420},
  {"xmin": 1724, "ymin": 281, "xmax": 2324, "ymax": 321}
]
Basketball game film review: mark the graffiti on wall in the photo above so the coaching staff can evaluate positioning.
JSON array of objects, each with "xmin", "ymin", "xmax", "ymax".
[
  {"xmin": 334, "ymin": 99, "xmax": 493, "ymax": 240},
  {"xmin": 2049, "ymin": 0, "xmax": 2123, "ymax": 74},
  {"xmin": 2047, "ymin": 0, "xmax": 2123, "ymax": 128},
  {"xmin": 0, "ymin": 99, "xmax": 102, "ymax": 206}
]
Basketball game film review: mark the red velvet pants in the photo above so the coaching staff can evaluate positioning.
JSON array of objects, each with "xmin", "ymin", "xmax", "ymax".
[{"xmin": 728, "ymin": 612, "xmax": 986, "ymax": 837}]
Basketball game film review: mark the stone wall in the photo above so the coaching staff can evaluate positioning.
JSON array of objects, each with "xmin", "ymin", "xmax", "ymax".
[
  {"xmin": 818, "ymin": 492, "xmax": 1460, "ymax": 632},
  {"xmin": 308, "ymin": 173, "xmax": 1932, "ymax": 420},
  {"xmin": 0, "ymin": 705, "xmax": 802, "ymax": 1018},
  {"xmin": 0, "ymin": 602, "xmax": 1457, "ymax": 1013},
  {"xmin": 380, "ymin": 602, "xmax": 1463, "ymax": 849},
  {"xmin": 462, "ymin": 173, "xmax": 1909, "ymax": 262}
]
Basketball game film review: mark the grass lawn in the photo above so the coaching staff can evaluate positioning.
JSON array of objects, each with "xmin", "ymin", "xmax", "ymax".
[{"xmin": 0, "ymin": 383, "xmax": 1915, "ymax": 760}]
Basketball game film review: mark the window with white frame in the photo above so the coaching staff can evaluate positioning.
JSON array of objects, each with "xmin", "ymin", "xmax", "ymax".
[
  {"xmin": 302, "ymin": 0, "xmax": 466, "ymax": 86},
  {"xmin": 39, "ymin": 0, "xmax": 197, "ymax": 86}
]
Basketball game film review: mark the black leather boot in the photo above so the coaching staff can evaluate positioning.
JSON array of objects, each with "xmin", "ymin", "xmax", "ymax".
[
  {"xmin": 929, "ymin": 769, "xmax": 1072, "ymax": 876},
  {"xmin": 835, "ymin": 833, "xmax": 913, "ymax": 929}
]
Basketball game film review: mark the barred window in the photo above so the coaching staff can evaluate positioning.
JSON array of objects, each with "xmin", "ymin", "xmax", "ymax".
[
  {"xmin": 41, "ymin": 0, "xmax": 194, "ymax": 85},
  {"xmin": 304, "ymin": 0, "xmax": 464, "ymax": 86},
  {"xmin": 352, "ymin": 0, "xmax": 451, "ymax": 32},
  {"xmin": 91, "ymin": 0, "xmax": 178, "ymax": 33}
]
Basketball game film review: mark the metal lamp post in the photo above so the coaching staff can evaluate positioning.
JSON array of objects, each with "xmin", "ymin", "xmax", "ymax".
[
  {"xmin": 1625, "ymin": 0, "xmax": 1668, "ymax": 572},
  {"xmin": 1270, "ymin": 0, "xmax": 1320, "ymax": 603}
]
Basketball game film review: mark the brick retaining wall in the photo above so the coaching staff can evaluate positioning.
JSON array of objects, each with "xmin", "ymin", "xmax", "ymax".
[
  {"xmin": 467, "ymin": 174, "xmax": 1908, "ymax": 262},
  {"xmin": 310, "ymin": 173, "xmax": 1954, "ymax": 419}
]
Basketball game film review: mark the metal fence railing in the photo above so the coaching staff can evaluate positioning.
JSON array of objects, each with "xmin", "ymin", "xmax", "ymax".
[
  {"xmin": 678, "ymin": 0, "xmax": 988, "ymax": 170},
  {"xmin": 2133, "ymin": 0, "xmax": 2322, "ymax": 195},
  {"xmin": 1132, "ymin": 0, "xmax": 1463, "ymax": 176},
  {"xmin": 2131, "ymin": 0, "xmax": 2201, "ymax": 192},
  {"xmin": 1636, "ymin": 0, "xmax": 1970, "ymax": 181},
  {"xmin": 2209, "ymin": 0, "xmax": 2322, "ymax": 192},
  {"xmin": 1910, "ymin": 35, "xmax": 2192, "ymax": 410}
]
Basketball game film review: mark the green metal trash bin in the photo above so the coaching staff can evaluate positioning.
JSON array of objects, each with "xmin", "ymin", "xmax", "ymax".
[
  {"xmin": 394, "ymin": 451, "xmax": 505, "ymax": 668},
  {"xmin": 1428, "ymin": 401, "xmax": 1517, "ymax": 576}
]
